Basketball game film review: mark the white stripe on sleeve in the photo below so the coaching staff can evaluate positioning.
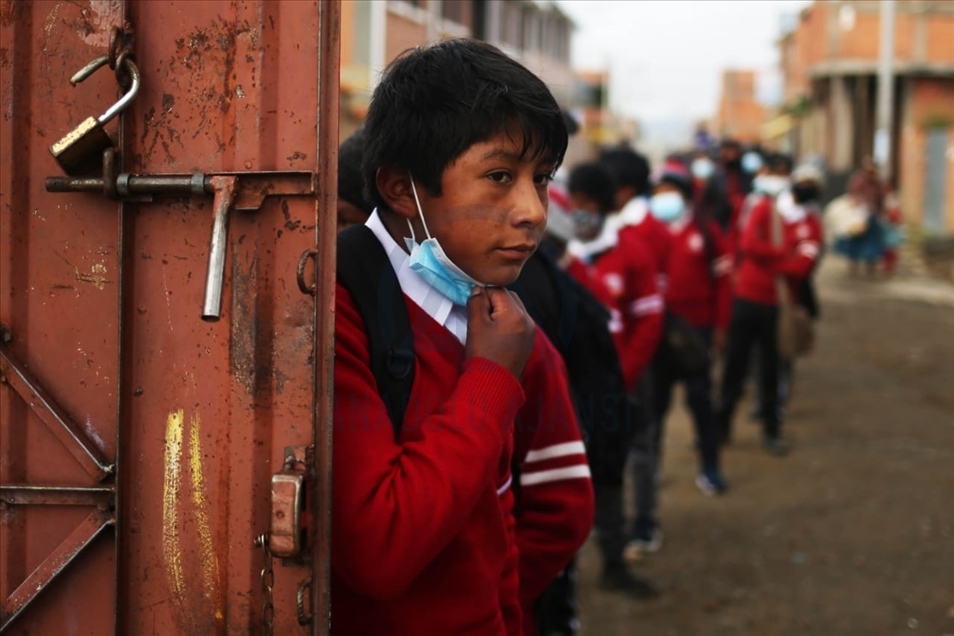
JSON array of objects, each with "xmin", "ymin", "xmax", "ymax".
[
  {"xmin": 520, "ymin": 465, "xmax": 592, "ymax": 487},
  {"xmin": 797, "ymin": 242, "xmax": 820, "ymax": 259},
  {"xmin": 524, "ymin": 441, "xmax": 587, "ymax": 464},
  {"xmin": 713, "ymin": 255, "xmax": 733, "ymax": 275},
  {"xmin": 496, "ymin": 475, "xmax": 513, "ymax": 496},
  {"xmin": 629, "ymin": 293, "xmax": 664, "ymax": 317}
]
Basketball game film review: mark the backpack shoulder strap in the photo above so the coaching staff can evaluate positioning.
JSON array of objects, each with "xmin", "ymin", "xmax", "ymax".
[{"xmin": 336, "ymin": 224, "xmax": 414, "ymax": 438}]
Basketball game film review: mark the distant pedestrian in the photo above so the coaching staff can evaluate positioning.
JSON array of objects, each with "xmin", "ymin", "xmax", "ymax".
[{"xmin": 829, "ymin": 168, "xmax": 886, "ymax": 277}]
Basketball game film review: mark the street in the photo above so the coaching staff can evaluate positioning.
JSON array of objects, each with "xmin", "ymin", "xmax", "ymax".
[{"xmin": 577, "ymin": 257, "xmax": 954, "ymax": 636}]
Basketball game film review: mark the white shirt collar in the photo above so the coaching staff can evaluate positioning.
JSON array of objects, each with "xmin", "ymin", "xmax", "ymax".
[
  {"xmin": 365, "ymin": 210, "xmax": 467, "ymax": 343},
  {"xmin": 566, "ymin": 220, "xmax": 619, "ymax": 261},
  {"xmin": 777, "ymin": 189, "xmax": 808, "ymax": 223},
  {"xmin": 616, "ymin": 196, "xmax": 649, "ymax": 228}
]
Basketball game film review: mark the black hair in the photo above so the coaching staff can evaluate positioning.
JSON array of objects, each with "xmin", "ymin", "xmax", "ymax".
[
  {"xmin": 598, "ymin": 148, "xmax": 650, "ymax": 196},
  {"xmin": 765, "ymin": 152, "xmax": 794, "ymax": 174},
  {"xmin": 362, "ymin": 38, "xmax": 568, "ymax": 210},
  {"xmin": 338, "ymin": 127, "xmax": 374, "ymax": 214},
  {"xmin": 568, "ymin": 162, "xmax": 617, "ymax": 214},
  {"xmin": 660, "ymin": 174, "xmax": 693, "ymax": 200}
]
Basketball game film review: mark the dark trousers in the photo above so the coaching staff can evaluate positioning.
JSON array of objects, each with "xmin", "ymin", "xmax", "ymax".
[
  {"xmin": 535, "ymin": 556, "xmax": 579, "ymax": 636},
  {"xmin": 628, "ymin": 373, "xmax": 660, "ymax": 529},
  {"xmin": 535, "ymin": 477, "xmax": 627, "ymax": 636},
  {"xmin": 718, "ymin": 298, "xmax": 781, "ymax": 440},
  {"xmin": 654, "ymin": 327, "xmax": 720, "ymax": 472}
]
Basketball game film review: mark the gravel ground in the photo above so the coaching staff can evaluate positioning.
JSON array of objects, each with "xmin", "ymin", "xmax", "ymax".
[{"xmin": 574, "ymin": 258, "xmax": 954, "ymax": 636}]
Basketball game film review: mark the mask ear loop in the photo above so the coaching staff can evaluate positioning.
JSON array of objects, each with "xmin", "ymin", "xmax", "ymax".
[{"xmin": 408, "ymin": 174, "xmax": 433, "ymax": 241}]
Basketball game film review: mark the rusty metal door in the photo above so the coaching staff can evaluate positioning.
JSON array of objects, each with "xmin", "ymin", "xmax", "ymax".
[{"xmin": 0, "ymin": 1, "xmax": 339, "ymax": 634}]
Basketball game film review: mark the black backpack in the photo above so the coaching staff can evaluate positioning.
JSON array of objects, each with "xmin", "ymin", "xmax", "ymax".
[
  {"xmin": 336, "ymin": 225, "xmax": 642, "ymax": 484},
  {"xmin": 337, "ymin": 225, "xmax": 415, "ymax": 436}
]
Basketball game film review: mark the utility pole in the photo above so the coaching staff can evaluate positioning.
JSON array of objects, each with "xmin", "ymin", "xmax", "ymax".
[{"xmin": 874, "ymin": 0, "xmax": 896, "ymax": 180}]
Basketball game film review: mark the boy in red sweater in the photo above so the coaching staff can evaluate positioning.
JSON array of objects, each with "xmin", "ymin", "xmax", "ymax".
[
  {"xmin": 600, "ymin": 148, "xmax": 672, "ymax": 288},
  {"xmin": 563, "ymin": 161, "xmax": 662, "ymax": 597},
  {"xmin": 333, "ymin": 40, "xmax": 594, "ymax": 635},
  {"xmin": 650, "ymin": 163, "xmax": 732, "ymax": 490},
  {"xmin": 716, "ymin": 154, "xmax": 822, "ymax": 455},
  {"xmin": 564, "ymin": 163, "xmax": 664, "ymax": 394}
]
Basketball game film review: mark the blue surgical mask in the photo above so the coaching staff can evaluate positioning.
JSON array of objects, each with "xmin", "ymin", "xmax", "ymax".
[
  {"xmin": 649, "ymin": 192, "xmax": 686, "ymax": 223},
  {"xmin": 742, "ymin": 151, "xmax": 763, "ymax": 174},
  {"xmin": 405, "ymin": 176, "xmax": 482, "ymax": 306},
  {"xmin": 691, "ymin": 158, "xmax": 715, "ymax": 181}
]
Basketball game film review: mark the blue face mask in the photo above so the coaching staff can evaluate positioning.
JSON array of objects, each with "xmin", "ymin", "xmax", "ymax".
[
  {"xmin": 742, "ymin": 151, "xmax": 763, "ymax": 174},
  {"xmin": 649, "ymin": 192, "xmax": 686, "ymax": 223},
  {"xmin": 691, "ymin": 158, "xmax": 715, "ymax": 181},
  {"xmin": 405, "ymin": 176, "xmax": 482, "ymax": 306}
]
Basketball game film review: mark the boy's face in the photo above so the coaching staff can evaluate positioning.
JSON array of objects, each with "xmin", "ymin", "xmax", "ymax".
[
  {"xmin": 405, "ymin": 133, "xmax": 554, "ymax": 286},
  {"xmin": 568, "ymin": 191, "xmax": 604, "ymax": 241}
]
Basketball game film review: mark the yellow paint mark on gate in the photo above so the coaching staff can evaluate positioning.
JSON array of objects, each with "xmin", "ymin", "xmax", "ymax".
[
  {"xmin": 162, "ymin": 410, "xmax": 186, "ymax": 608},
  {"xmin": 188, "ymin": 413, "xmax": 224, "ymax": 621}
]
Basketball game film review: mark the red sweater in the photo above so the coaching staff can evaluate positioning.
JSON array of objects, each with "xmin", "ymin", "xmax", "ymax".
[
  {"xmin": 332, "ymin": 285, "xmax": 594, "ymax": 636},
  {"xmin": 619, "ymin": 211, "xmax": 672, "ymax": 281},
  {"xmin": 733, "ymin": 198, "xmax": 823, "ymax": 306},
  {"xmin": 664, "ymin": 216, "xmax": 732, "ymax": 331},
  {"xmin": 565, "ymin": 232, "xmax": 664, "ymax": 391}
]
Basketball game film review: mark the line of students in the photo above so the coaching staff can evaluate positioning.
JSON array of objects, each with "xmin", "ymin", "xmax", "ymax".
[{"xmin": 329, "ymin": 37, "xmax": 824, "ymax": 636}]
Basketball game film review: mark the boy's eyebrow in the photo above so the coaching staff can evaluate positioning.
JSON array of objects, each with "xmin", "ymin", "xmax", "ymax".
[
  {"xmin": 481, "ymin": 148, "xmax": 523, "ymax": 161},
  {"xmin": 481, "ymin": 148, "xmax": 558, "ymax": 168}
]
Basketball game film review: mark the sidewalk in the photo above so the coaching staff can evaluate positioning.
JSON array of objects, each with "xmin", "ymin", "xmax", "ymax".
[{"xmin": 818, "ymin": 252, "xmax": 954, "ymax": 309}]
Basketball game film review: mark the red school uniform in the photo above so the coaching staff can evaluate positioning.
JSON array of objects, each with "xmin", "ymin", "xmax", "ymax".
[
  {"xmin": 565, "ymin": 229, "xmax": 664, "ymax": 392},
  {"xmin": 733, "ymin": 197, "xmax": 823, "ymax": 307},
  {"xmin": 615, "ymin": 196, "xmax": 673, "ymax": 287},
  {"xmin": 664, "ymin": 214, "xmax": 733, "ymax": 331},
  {"xmin": 332, "ymin": 286, "xmax": 593, "ymax": 634}
]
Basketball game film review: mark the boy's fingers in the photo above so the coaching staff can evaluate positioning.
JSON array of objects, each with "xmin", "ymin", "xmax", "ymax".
[
  {"xmin": 467, "ymin": 286, "xmax": 488, "ymax": 321},
  {"xmin": 484, "ymin": 287, "xmax": 506, "ymax": 319}
]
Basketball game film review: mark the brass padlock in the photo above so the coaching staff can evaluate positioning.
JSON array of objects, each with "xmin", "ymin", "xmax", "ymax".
[{"xmin": 49, "ymin": 55, "xmax": 141, "ymax": 176}]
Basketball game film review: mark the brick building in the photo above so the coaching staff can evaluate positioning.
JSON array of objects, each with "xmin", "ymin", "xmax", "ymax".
[
  {"xmin": 777, "ymin": 0, "xmax": 954, "ymax": 234},
  {"xmin": 339, "ymin": 0, "xmax": 575, "ymax": 140},
  {"xmin": 713, "ymin": 70, "xmax": 767, "ymax": 144}
]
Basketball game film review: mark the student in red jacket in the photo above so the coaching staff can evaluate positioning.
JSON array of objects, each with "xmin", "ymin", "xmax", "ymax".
[
  {"xmin": 564, "ymin": 163, "xmax": 664, "ymax": 394},
  {"xmin": 655, "ymin": 163, "xmax": 732, "ymax": 488},
  {"xmin": 716, "ymin": 153, "xmax": 821, "ymax": 455},
  {"xmin": 562, "ymin": 161, "xmax": 662, "ymax": 598},
  {"xmin": 600, "ymin": 148, "xmax": 672, "ymax": 287},
  {"xmin": 621, "ymin": 161, "xmax": 734, "ymax": 562},
  {"xmin": 333, "ymin": 39, "xmax": 594, "ymax": 636}
]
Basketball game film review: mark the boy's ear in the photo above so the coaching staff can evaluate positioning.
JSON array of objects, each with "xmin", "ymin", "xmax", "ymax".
[{"xmin": 375, "ymin": 164, "xmax": 418, "ymax": 220}]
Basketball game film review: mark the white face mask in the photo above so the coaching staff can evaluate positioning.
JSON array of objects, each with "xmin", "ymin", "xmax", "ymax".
[
  {"xmin": 691, "ymin": 158, "xmax": 715, "ymax": 181},
  {"xmin": 776, "ymin": 189, "xmax": 806, "ymax": 223},
  {"xmin": 405, "ymin": 176, "xmax": 483, "ymax": 306},
  {"xmin": 754, "ymin": 175, "xmax": 790, "ymax": 197}
]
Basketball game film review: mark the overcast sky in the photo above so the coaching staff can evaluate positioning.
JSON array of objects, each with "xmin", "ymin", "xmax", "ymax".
[{"xmin": 557, "ymin": 0, "xmax": 812, "ymax": 132}]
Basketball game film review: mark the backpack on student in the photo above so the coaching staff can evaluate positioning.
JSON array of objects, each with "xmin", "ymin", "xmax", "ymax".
[
  {"xmin": 337, "ymin": 224, "xmax": 415, "ymax": 436},
  {"xmin": 336, "ymin": 225, "xmax": 642, "ymax": 486}
]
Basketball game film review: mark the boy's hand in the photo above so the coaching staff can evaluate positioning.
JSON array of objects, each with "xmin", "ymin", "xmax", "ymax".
[{"xmin": 466, "ymin": 287, "xmax": 536, "ymax": 379}]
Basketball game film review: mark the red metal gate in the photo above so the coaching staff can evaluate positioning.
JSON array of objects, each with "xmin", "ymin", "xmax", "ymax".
[{"xmin": 0, "ymin": 1, "xmax": 339, "ymax": 633}]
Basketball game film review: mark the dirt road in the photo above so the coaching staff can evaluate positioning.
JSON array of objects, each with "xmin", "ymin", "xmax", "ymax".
[{"xmin": 576, "ymin": 259, "xmax": 954, "ymax": 636}]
